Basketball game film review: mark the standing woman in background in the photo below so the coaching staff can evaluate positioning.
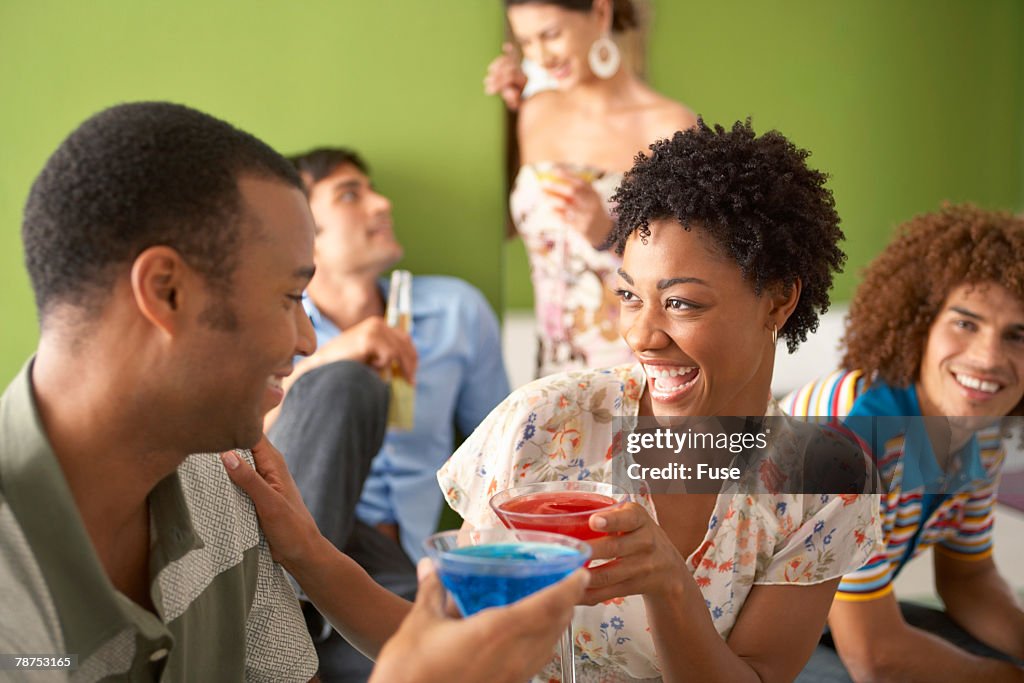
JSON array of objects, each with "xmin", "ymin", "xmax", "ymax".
[{"xmin": 486, "ymin": 0, "xmax": 697, "ymax": 377}]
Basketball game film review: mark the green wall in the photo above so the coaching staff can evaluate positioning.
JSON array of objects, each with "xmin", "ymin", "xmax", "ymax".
[
  {"xmin": 505, "ymin": 0, "xmax": 1024, "ymax": 308},
  {"xmin": 2, "ymin": 1, "xmax": 1023, "ymax": 384},
  {"xmin": 0, "ymin": 1, "xmax": 506, "ymax": 385}
]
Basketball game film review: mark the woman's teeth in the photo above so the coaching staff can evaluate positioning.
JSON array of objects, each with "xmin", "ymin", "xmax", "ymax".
[
  {"xmin": 643, "ymin": 365, "xmax": 695, "ymax": 379},
  {"xmin": 644, "ymin": 365, "xmax": 698, "ymax": 394}
]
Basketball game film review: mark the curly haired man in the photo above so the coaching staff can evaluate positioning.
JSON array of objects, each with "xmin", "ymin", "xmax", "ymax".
[{"xmin": 785, "ymin": 204, "xmax": 1024, "ymax": 682}]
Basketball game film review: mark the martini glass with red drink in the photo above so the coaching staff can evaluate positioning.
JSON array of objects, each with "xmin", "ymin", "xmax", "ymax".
[{"xmin": 490, "ymin": 481, "xmax": 629, "ymax": 683}]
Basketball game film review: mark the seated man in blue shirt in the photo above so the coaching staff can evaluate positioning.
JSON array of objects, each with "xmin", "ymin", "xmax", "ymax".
[{"xmin": 264, "ymin": 147, "xmax": 511, "ymax": 682}]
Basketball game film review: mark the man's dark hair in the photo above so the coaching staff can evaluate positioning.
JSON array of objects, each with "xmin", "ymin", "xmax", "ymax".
[
  {"xmin": 22, "ymin": 101, "xmax": 303, "ymax": 321},
  {"xmin": 289, "ymin": 147, "xmax": 370, "ymax": 195},
  {"xmin": 608, "ymin": 118, "xmax": 845, "ymax": 352}
]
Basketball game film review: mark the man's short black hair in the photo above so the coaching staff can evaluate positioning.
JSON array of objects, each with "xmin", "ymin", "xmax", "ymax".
[
  {"xmin": 288, "ymin": 147, "xmax": 370, "ymax": 195},
  {"xmin": 608, "ymin": 118, "xmax": 845, "ymax": 352},
  {"xmin": 22, "ymin": 101, "xmax": 303, "ymax": 321}
]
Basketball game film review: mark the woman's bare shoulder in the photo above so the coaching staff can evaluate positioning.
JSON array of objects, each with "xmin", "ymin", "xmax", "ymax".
[
  {"xmin": 519, "ymin": 89, "xmax": 569, "ymax": 125},
  {"xmin": 662, "ymin": 99, "xmax": 699, "ymax": 130},
  {"xmin": 517, "ymin": 90, "xmax": 571, "ymax": 161},
  {"xmin": 641, "ymin": 89, "xmax": 699, "ymax": 134}
]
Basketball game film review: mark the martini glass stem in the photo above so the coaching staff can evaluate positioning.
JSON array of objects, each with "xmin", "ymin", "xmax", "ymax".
[{"xmin": 559, "ymin": 620, "xmax": 576, "ymax": 682}]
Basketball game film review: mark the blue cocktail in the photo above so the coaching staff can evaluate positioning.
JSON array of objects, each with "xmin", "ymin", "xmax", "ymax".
[{"xmin": 423, "ymin": 529, "xmax": 590, "ymax": 616}]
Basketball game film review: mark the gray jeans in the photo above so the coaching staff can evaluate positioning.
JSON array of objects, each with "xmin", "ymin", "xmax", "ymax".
[
  {"xmin": 796, "ymin": 601, "xmax": 1024, "ymax": 682},
  {"xmin": 269, "ymin": 361, "xmax": 417, "ymax": 683}
]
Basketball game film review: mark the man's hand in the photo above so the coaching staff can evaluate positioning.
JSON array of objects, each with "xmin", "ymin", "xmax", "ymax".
[
  {"xmin": 263, "ymin": 315, "xmax": 416, "ymax": 431},
  {"xmin": 369, "ymin": 560, "xmax": 589, "ymax": 683},
  {"xmin": 303, "ymin": 316, "xmax": 417, "ymax": 382}
]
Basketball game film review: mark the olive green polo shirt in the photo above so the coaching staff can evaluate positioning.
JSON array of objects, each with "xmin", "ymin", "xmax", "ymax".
[{"xmin": 0, "ymin": 361, "xmax": 317, "ymax": 682}]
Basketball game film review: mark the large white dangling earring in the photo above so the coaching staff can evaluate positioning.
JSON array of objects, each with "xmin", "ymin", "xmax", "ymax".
[{"xmin": 588, "ymin": 34, "xmax": 621, "ymax": 79}]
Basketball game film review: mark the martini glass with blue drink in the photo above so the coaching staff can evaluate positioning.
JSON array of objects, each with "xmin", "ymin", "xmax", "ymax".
[{"xmin": 423, "ymin": 528, "xmax": 590, "ymax": 679}]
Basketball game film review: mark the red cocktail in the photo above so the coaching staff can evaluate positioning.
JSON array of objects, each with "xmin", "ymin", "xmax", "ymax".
[
  {"xmin": 489, "ymin": 481, "xmax": 628, "ymax": 683},
  {"xmin": 490, "ymin": 481, "xmax": 629, "ymax": 543},
  {"xmin": 493, "ymin": 490, "xmax": 619, "ymax": 540}
]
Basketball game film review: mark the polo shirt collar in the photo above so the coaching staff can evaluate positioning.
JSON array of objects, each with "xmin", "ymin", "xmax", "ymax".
[
  {"xmin": 0, "ymin": 359, "xmax": 200, "ymax": 662},
  {"xmin": 846, "ymin": 379, "xmax": 987, "ymax": 494}
]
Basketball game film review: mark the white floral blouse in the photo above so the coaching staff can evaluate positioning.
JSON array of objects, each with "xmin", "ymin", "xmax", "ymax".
[{"xmin": 438, "ymin": 364, "xmax": 882, "ymax": 682}]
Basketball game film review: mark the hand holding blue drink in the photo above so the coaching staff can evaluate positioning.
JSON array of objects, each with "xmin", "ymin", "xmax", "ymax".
[
  {"xmin": 424, "ymin": 528, "xmax": 591, "ymax": 615},
  {"xmin": 223, "ymin": 438, "xmax": 592, "ymax": 683}
]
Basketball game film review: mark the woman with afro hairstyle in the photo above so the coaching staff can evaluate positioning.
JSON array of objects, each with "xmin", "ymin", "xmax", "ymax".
[
  {"xmin": 785, "ymin": 204, "xmax": 1024, "ymax": 681},
  {"xmin": 439, "ymin": 119, "xmax": 882, "ymax": 682}
]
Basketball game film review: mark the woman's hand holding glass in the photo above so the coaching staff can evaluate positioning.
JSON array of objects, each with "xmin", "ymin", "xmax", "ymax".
[
  {"xmin": 582, "ymin": 502, "xmax": 689, "ymax": 605},
  {"xmin": 220, "ymin": 436, "xmax": 328, "ymax": 573},
  {"xmin": 539, "ymin": 168, "xmax": 614, "ymax": 248}
]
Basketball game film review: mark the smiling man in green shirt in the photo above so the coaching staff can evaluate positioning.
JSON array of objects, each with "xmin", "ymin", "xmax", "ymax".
[
  {"xmin": 0, "ymin": 101, "xmax": 589, "ymax": 683},
  {"xmin": 0, "ymin": 373, "xmax": 316, "ymax": 680},
  {"xmin": 0, "ymin": 101, "xmax": 322, "ymax": 681}
]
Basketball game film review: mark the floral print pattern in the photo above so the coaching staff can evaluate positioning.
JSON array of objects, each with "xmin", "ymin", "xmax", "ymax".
[
  {"xmin": 510, "ymin": 164, "xmax": 637, "ymax": 377},
  {"xmin": 438, "ymin": 364, "xmax": 882, "ymax": 682}
]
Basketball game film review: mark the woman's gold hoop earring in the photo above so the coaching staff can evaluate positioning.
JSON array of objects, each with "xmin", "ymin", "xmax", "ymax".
[{"xmin": 771, "ymin": 325, "xmax": 778, "ymax": 346}]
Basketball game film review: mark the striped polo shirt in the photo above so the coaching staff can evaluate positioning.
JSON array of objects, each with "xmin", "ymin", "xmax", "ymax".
[
  {"xmin": 782, "ymin": 370, "xmax": 1004, "ymax": 601},
  {"xmin": 0, "ymin": 361, "xmax": 318, "ymax": 681}
]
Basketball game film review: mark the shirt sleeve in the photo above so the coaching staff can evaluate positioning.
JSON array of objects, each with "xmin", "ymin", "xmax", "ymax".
[
  {"xmin": 780, "ymin": 370, "xmax": 867, "ymax": 420},
  {"xmin": 438, "ymin": 389, "xmax": 528, "ymax": 529},
  {"xmin": 452, "ymin": 282, "xmax": 512, "ymax": 436},
  {"xmin": 439, "ymin": 366, "xmax": 652, "ymax": 529},
  {"xmin": 0, "ymin": 505, "xmax": 68, "ymax": 680},
  {"xmin": 833, "ymin": 490, "xmax": 899, "ymax": 601},
  {"xmin": 241, "ymin": 453, "xmax": 318, "ymax": 683},
  {"xmin": 936, "ymin": 443, "xmax": 1003, "ymax": 561},
  {"xmin": 835, "ymin": 553, "xmax": 897, "ymax": 600},
  {"xmin": 758, "ymin": 492, "xmax": 883, "ymax": 588}
]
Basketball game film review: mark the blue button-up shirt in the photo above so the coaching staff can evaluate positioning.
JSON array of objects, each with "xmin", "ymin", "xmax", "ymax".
[{"xmin": 304, "ymin": 275, "xmax": 510, "ymax": 560}]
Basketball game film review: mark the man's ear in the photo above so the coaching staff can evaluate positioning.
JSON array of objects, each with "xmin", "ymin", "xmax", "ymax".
[
  {"xmin": 768, "ymin": 278, "xmax": 802, "ymax": 332},
  {"xmin": 130, "ymin": 246, "xmax": 190, "ymax": 336}
]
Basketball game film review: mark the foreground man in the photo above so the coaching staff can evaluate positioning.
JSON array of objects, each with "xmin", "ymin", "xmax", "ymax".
[{"xmin": 0, "ymin": 101, "xmax": 584, "ymax": 682}]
